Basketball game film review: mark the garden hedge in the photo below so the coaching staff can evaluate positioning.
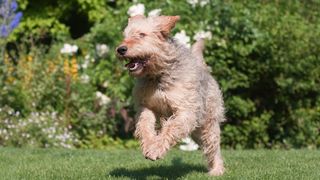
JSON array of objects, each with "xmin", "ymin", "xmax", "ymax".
[{"xmin": 0, "ymin": 0, "xmax": 319, "ymax": 149}]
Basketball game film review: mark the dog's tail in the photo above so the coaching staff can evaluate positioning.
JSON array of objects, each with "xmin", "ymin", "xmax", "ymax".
[{"xmin": 191, "ymin": 38, "xmax": 207, "ymax": 67}]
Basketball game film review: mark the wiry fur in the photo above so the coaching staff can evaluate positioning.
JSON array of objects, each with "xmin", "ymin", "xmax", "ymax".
[{"xmin": 117, "ymin": 15, "xmax": 226, "ymax": 176}]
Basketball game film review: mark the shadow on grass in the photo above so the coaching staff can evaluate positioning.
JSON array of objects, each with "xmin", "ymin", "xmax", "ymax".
[{"xmin": 108, "ymin": 157, "xmax": 206, "ymax": 179}]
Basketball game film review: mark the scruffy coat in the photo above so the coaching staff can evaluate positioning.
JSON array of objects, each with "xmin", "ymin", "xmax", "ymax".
[{"xmin": 117, "ymin": 15, "xmax": 225, "ymax": 176}]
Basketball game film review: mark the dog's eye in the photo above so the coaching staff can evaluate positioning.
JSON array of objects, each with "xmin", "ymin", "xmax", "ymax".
[{"xmin": 139, "ymin": 33, "xmax": 146, "ymax": 38}]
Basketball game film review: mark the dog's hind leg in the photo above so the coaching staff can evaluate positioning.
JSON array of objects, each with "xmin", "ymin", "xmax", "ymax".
[{"xmin": 201, "ymin": 116, "xmax": 225, "ymax": 176}]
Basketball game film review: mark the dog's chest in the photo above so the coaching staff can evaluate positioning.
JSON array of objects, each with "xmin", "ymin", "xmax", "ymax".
[
  {"xmin": 146, "ymin": 88, "xmax": 171, "ymax": 116},
  {"xmin": 137, "ymin": 82, "xmax": 172, "ymax": 116}
]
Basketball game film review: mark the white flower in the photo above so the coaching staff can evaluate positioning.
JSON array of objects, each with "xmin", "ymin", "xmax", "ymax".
[
  {"xmin": 96, "ymin": 91, "xmax": 111, "ymax": 106},
  {"xmin": 15, "ymin": 111, "xmax": 20, "ymax": 117},
  {"xmin": 85, "ymin": 54, "xmax": 90, "ymax": 60},
  {"xmin": 187, "ymin": 0, "xmax": 209, "ymax": 7},
  {"xmin": 179, "ymin": 137, "xmax": 199, "ymax": 151},
  {"xmin": 96, "ymin": 44, "xmax": 110, "ymax": 57},
  {"xmin": 80, "ymin": 74, "xmax": 90, "ymax": 83},
  {"xmin": 60, "ymin": 43, "xmax": 78, "ymax": 54},
  {"xmin": 194, "ymin": 30, "xmax": 212, "ymax": 41},
  {"xmin": 61, "ymin": 143, "xmax": 72, "ymax": 149},
  {"xmin": 102, "ymin": 81, "xmax": 109, "ymax": 88},
  {"xmin": 81, "ymin": 59, "xmax": 90, "ymax": 69},
  {"xmin": 19, "ymin": 121, "xmax": 27, "ymax": 127},
  {"xmin": 148, "ymin": 9, "xmax": 162, "ymax": 17},
  {"xmin": 8, "ymin": 109, "xmax": 13, "ymax": 115},
  {"xmin": 174, "ymin": 30, "xmax": 191, "ymax": 48},
  {"xmin": 127, "ymin": 3, "xmax": 145, "ymax": 17},
  {"xmin": 51, "ymin": 112, "xmax": 57, "ymax": 119},
  {"xmin": 199, "ymin": 0, "xmax": 209, "ymax": 7},
  {"xmin": 98, "ymin": 130, "xmax": 104, "ymax": 135},
  {"xmin": 82, "ymin": 55, "xmax": 91, "ymax": 69},
  {"xmin": 187, "ymin": 0, "xmax": 198, "ymax": 7}
]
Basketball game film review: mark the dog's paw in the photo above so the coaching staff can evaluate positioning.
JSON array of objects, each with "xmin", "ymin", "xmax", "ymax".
[
  {"xmin": 143, "ymin": 138, "xmax": 168, "ymax": 161},
  {"xmin": 208, "ymin": 166, "xmax": 225, "ymax": 176},
  {"xmin": 145, "ymin": 149, "xmax": 165, "ymax": 161}
]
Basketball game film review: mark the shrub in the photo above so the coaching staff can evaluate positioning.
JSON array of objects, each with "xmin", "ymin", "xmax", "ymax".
[
  {"xmin": 0, "ymin": 106, "xmax": 77, "ymax": 148},
  {"xmin": 0, "ymin": 0, "xmax": 319, "ymax": 149}
]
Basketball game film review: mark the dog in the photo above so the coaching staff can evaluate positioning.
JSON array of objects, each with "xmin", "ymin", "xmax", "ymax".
[{"xmin": 116, "ymin": 15, "xmax": 225, "ymax": 176}]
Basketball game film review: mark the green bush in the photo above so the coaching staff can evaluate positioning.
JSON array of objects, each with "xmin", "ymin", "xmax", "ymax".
[
  {"xmin": 1, "ymin": 0, "xmax": 319, "ymax": 149},
  {"xmin": 0, "ymin": 106, "xmax": 77, "ymax": 148}
]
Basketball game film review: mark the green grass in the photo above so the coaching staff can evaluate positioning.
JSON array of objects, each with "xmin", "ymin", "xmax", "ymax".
[{"xmin": 0, "ymin": 148, "xmax": 319, "ymax": 180}]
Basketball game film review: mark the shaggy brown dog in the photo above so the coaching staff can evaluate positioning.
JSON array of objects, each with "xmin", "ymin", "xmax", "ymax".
[{"xmin": 116, "ymin": 15, "xmax": 225, "ymax": 176}]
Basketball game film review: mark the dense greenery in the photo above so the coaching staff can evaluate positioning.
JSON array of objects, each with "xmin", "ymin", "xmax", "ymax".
[
  {"xmin": 0, "ymin": 148, "xmax": 319, "ymax": 179},
  {"xmin": 0, "ymin": 0, "xmax": 319, "ymax": 149}
]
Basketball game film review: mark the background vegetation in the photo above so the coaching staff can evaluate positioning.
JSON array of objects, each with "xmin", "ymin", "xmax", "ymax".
[{"xmin": 0, "ymin": 0, "xmax": 319, "ymax": 149}]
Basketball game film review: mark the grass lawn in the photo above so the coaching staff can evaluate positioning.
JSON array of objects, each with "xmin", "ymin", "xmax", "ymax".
[{"xmin": 0, "ymin": 148, "xmax": 319, "ymax": 180}]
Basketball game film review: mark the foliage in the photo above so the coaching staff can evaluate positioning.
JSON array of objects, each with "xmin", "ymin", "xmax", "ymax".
[
  {"xmin": 79, "ymin": 132, "xmax": 139, "ymax": 149},
  {"xmin": 0, "ymin": 106, "xmax": 77, "ymax": 148},
  {"xmin": 0, "ymin": 0, "xmax": 319, "ymax": 149}
]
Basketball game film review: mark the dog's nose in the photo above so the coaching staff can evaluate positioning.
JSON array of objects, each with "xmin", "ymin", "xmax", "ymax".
[{"xmin": 117, "ymin": 46, "xmax": 127, "ymax": 55}]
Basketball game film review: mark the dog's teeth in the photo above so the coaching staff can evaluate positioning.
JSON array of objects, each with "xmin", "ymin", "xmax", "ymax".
[
  {"xmin": 125, "ymin": 59, "xmax": 145, "ymax": 72},
  {"xmin": 130, "ymin": 63, "xmax": 137, "ymax": 70}
]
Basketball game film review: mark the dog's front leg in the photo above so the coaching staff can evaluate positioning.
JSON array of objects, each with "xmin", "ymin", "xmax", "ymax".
[
  {"xmin": 134, "ymin": 107, "xmax": 157, "ymax": 158},
  {"xmin": 145, "ymin": 111, "xmax": 197, "ymax": 160}
]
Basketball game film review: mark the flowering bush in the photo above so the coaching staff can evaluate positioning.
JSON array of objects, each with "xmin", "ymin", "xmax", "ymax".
[
  {"xmin": 0, "ymin": 0, "xmax": 22, "ymax": 62},
  {"xmin": 0, "ymin": 0, "xmax": 319, "ymax": 149},
  {"xmin": 0, "ymin": 106, "xmax": 77, "ymax": 148},
  {"xmin": 0, "ymin": 0, "xmax": 22, "ymax": 37}
]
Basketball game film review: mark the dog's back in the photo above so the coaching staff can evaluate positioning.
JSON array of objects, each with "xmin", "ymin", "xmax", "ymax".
[{"xmin": 133, "ymin": 38, "xmax": 225, "ymax": 125}]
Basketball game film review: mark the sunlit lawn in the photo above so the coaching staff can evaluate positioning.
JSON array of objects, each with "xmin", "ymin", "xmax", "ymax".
[{"xmin": 0, "ymin": 148, "xmax": 319, "ymax": 179}]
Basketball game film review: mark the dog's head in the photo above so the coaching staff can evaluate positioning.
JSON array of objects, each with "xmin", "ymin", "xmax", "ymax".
[{"xmin": 116, "ymin": 15, "xmax": 180, "ymax": 77}]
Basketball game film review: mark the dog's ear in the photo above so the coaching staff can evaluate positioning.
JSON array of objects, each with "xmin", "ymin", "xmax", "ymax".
[
  {"xmin": 156, "ymin": 16, "xmax": 180, "ymax": 39},
  {"xmin": 128, "ymin": 15, "xmax": 145, "ymax": 24}
]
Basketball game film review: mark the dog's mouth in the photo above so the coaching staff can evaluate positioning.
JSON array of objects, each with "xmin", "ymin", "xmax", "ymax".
[{"xmin": 124, "ymin": 57, "xmax": 148, "ymax": 72}]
